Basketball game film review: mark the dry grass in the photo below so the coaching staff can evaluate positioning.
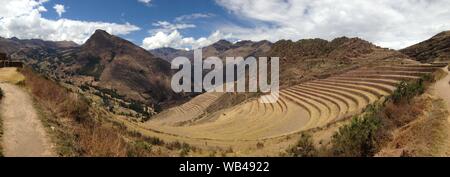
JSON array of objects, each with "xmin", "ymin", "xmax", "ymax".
[
  {"xmin": 377, "ymin": 96, "xmax": 448, "ymax": 156},
  {"xmin": 317, "ymin": 95, "xmax": 438, "ymax": 157},
  {"xmin": 20, "ymin": 67, "xmax": 129, "ymax": 157},
  {"xmin": 19, "ymin": 67, "xmax": 185, "ymax": 157},
  {"xmin": 379, "ymin": 70, "xmax": 449, "ymax": 157},
  {"xmin": 77, "ymin": 125, "xmax": 128, "ymax": 157},
  {"xmin": 0, "ymin": 88, "xmax": 3, "ymax": 157},
  {"xmin": 319, "ymin": 72, "xmax": 443, "ymax": 157},
  {"xmin": 382, "ymin": 99, "xmax": 425, "ymax": 129},
  {"xmin": 205, "ymin": 92, "xmax": 260, "ymax": 116},
  {"xmin": 0, "ymin": 67, "xmax": 25, "ymax": 84}
]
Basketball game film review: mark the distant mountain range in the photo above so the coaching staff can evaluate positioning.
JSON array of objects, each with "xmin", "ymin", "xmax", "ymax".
[
  {"xmin": 150, "ymin": 39, "xmax": 272, "ymax": 62},
  {"xmin": 0, "ymin": 36, "xmax": 78, "ymax": 54},
  {"xmin": 1, "ymin": 29, "xmax": 449, "ymax": 113},
  {"xmin": 0, "ymin": 30, "xmax": 177, "ymax": 109},
  {"xmin": 268, "ymin": 36, "xmax": 413, "ymax": 87}
]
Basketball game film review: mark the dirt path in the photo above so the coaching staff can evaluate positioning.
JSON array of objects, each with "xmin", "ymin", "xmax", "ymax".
[
  {"xmin": 433, "ymin": 67, "xmax": 450, "ymax": 156},
  {"xmin": 0, "ymin": 83, "xmax": 54, "ymax": 157}
]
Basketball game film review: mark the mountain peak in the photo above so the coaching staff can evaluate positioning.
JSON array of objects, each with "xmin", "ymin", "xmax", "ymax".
[
  {"xmin": 215, "ymin": 39, "xmax": 232, "ymax": 45},
  {"xmin": 82, "ymin": 29, "xmax": 125, "ymax": 50},
  {"xmin": 10, "ymin": 37, "xmax": 20, "ymax": 41},
  {"xmin": 211, "ymin": 40, "xmax": 232, "ymax": 51},
  {"xmin": 88, "ymin": 29, "xmax": 114, "ymax": 42},
  {"xmin": 92, "ymin": 29, "xmax": 111, "ymax": 37}
]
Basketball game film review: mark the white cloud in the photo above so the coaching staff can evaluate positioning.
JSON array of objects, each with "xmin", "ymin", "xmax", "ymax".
[
  {"xmin": 150, "ymin": 21, "xmax": 196, "ymax": 34},
  {"xmin": 142, "ymin": 30, "xmax": 230, "ymax": 50},
  {"xmin": 175, "ymin": 13, "xmax": 215, "ymax": 22},
  {"xmin": 138, "ymin": 0, "xmax": 152, "ymax": 5},
  {"xmin": 0, "ymin": 0, "xmax": 140, "ymax": 44},
  {"xmin": 53, "ymin": 4, "xmax": 65, "ymax": 17},
  {"xmin": 215, "ymin": 0, "xmax": 450, "ymax": 49},
  {"xmin": 143, "ymin": 13, "xmax": 227, "ymax": 50}
]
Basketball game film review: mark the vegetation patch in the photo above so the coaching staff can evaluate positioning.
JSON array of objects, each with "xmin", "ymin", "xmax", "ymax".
[
  {"xmin": 20, "ymin": 67, "xmax": 201, "ymax": 156},
  {"xmin": 78, "ymin": 56, "xmax": 104, "ymax": 81},
  {"xmin": 288, "ymin": 73, "xmax": 439, "ymax": 157},
  {"xmin": 0, "ymin": 88, "xmax": 3, "ymax": 157},
  {"xmin": 390, "ymin": 74, "xmax": 433, "ymax": 104},
  {"xmin": 331, "ymin": 105, "xmax": 382, "ymax": 157},
  {"xmin": 80, "ymin": 83, "xmax": 153, "ymax": 121},
  {"xmin": 378, "ymin": 98, "xmax": 448, "ymax": 156},
  {"xmin": 287, "ymin": 133, "xmax": 318, "ymax": 157}
]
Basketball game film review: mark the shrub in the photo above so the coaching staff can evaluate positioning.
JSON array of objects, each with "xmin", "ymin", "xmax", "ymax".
[
  {"xmin": 256, "ymin": 142, "xmax": 265, "ymax": 149},
  {"xmin": 420, "ymin": 73, "xmax": 434, "ymax": 82},
  {"xmin": 79, "ymin": 84, "xmax": 90, "ymax": 91},
  {"xmin": 16, "ymin": 80, "xmax": 25, "ymax": 86},
  {"xmin": 166, "ymin": 141, "xmax": 193, "ymax": 152},
  {"xmin": 180, "ymin": 146, "xmax": 190, "ymax": 157},
  {"xmin": 166, "ymin": 141, "xmax": 182, "ymax": 150},
  {"xmin": 143, "ymin": 136, "xmax": 165, "ymax": 146},
  {"xmin": 130, "ymin": 131, "xmax": 165, "ymax": 146},
  {"xmin": 331, "ymin": 104, "xmax": 381, "ymax": 157},
  {"xmin": 127, "ymin": 141, "xmax": 153, "ymax": 157},
  {"xmin": 0, "ymin": 88, "xmax": 3, "ymax": 99},
  {"xmin": 128, "ymin": 100, "xmax": 148, "ymax": 115},
  {"xmin": 391, "ymin": 75, "xmax": 431, "ymax": 104},
  {"xmin": 90, "ymin": 85, "xmax": 125, "ymax": 100},
  {"xmin": 287, "ymin": 133, "xmax": 317, "ymax": 157}
]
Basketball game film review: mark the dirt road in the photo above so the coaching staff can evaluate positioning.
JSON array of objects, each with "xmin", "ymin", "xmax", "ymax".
[
  {"xmin": 433, "ymin": 67, "xmax": 450, "ymax": 156},
  {"xmin": 0, "ymin": 83, "xmax": 54, "ymax": 157}
]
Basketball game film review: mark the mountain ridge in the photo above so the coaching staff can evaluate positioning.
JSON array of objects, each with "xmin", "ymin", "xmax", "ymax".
[
  {"xmin": 73, "ymin": 29, "xmax": 175, "ymax": 105},
  {"xmin": 150, "ymin": 39, "xmax": 273, "ymax": 62},
  {"xmin": 0, "ymin": 36, "xmax": 78, "ymax": 55},
  {"xmin": 400, "ymin": 30, "xmax": 450, "ymax": 62}
]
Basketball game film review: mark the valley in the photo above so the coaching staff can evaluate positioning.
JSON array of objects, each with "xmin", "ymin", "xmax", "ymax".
[{"xmin": 0, "ymin": 29, "xmax": 450, "ymax": 157}]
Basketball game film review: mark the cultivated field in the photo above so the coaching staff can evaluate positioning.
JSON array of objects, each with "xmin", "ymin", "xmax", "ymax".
[{"xmin": 142, "ymin": 63, "xmax": 448, "ymax": 145}]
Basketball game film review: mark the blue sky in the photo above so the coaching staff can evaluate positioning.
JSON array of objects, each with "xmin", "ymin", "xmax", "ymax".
[
  {"xmin": 1, "ymin": 0, "xmax": 449, "ymax": 50},
  {"xmin": 40, "ymin": 0, "xmax": 234, "ymax": 44}
]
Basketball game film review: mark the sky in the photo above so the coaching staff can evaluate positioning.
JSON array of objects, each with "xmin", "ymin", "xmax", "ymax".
[{"xmin": 0, "ymin": 0, "xmax": 449, "ymax": 50}]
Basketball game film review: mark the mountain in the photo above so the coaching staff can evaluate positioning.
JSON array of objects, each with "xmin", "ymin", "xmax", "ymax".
[
  {"xmin": 73, "ymin": 30, "xmax": 175, "ymax": 104},
  {"xmin": 268, "ymin": 37, "xmax": 413, "ymax": 87},
  {"xmin": 202, "ymin": 40, "xmax": 272, "ymax": 59},
  {"xmin": 400, "ymin": 31, "xmax": 450, "ymax": 62},
  {"xmin": 3, "ymin": 30, "xmax": 421, "ymax": 114},
  {"xmin": 151, "ymin": 37, "xmax": 411, "ymax": 89},
  {"xmin": 0, "ymin": 36, "xmax": 78, "ymax": 54},
  {"xmin": 150, "ymin": 40, "xmax": 272, "ymax": 62},
  {"xmin": 3, "ymin": 30, "xmax": 178, "ymax": 111},
  {"xmin": 150, "ymin": 47, "xmax": 193, "ymax": 62}
]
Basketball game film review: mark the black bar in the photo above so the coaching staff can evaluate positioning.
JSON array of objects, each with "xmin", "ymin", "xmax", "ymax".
[{"xmin": 0, "ymin": 157, "xmax": 447, "ymax": 176}]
